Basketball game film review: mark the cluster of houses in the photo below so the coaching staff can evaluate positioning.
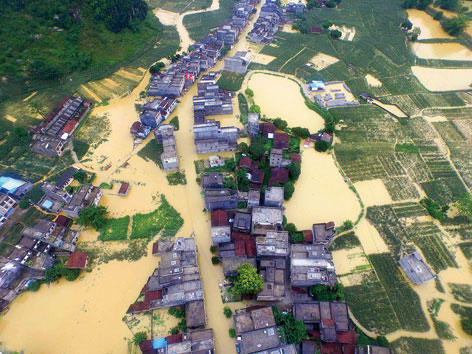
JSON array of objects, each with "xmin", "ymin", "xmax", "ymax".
[
  {"xmin": 128, "ymin": 238, "xmax": 215, "ymax": 353},
  {"xmin": 0, "ymin": 168, "xmax": 101, "ymax": 312},
  {"xmin": 0, "ymin": 176, "xmax": 33, "ymax": 228},
  {"xmin": 30, "ymin": 96, "xmax": 92, "ymax": 157},
  {"xmin": 308, "ymin": 80, "xmax": 360, "ymax": 108},
  {"xmin": 231, "ymin": 300, "xmax": 390, "ymax": 354},
  {"xmin": 249, "ymin": 0, "xmax": 285, "ymax": 44},
  {"xmin": 39, "ymin": 167, "xmax": 102, "ymax": 218},
  {"xmin": 193, "ymin": 73, "xmax": 239, "ymax": 154}
]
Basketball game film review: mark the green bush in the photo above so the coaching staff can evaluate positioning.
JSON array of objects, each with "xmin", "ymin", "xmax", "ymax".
[
  {"xmin": 211, "ymin": 256, "xmax": 220, "ymax": 265},
  {"xmin": 78, "ymin": 205, "xmax": 108, "ymax": 230},
  {"xmin": 27, "ymin": 280, "xmax": 41, "ymax": 292},
  {"xmin": 210, "ymin": 245, "xmax": 217, "ymax": 253},
  {"xmin": 229, "ymin": 328, "xmax": 236, "ymax": 338},
  {"xmin": 133, "ymin": 332, "xmax": 147, "ymax": 345},
  {"xmin": 169, "ymin": 116, "xmax": 179, "ymax": 131},
  {"xmin": 315, "ymin": 140, "xmax": 330, "ymax": 152},
  {"xmin": 284, "ymin": 182, "xmax": 295, "ymax": 200},
  {"xmin": 73, "ymin": 171, "xmax": 87, "ymax": 183},
  {"xmin": 288, "ymin": 162, "xmax": 301, "ymax": 181},
  {"xmin": 233, "ymin": 263, "xmax": 264, "ymax": 295},
  {"xmin": 291, "ymin": 127, "xmax": 310, "ymax": 139},
  {"xmin": 273, "ymin": 118, "xmax": 288, "ymax": 130},
  {"xmin": 169, "ymin": 306, "xmax": 186, "ymax": 318},
  {"xmin": 73, "ymin": 140, "xmax": 90, "ymax": 160},
  {"xmin": 343, "ymin": 220, "xmax": 353, "ymax": 230},
  {"xmin": 420, "ymin": 198, "xmax": 446, "ymax": 221},
  {"xmin": 272, "ymin": 307, "xmax": 306, "ymax": 344},
  {"xmin": 19, "ymin": 199, "xmax": 30, "ymax": 209},
  {"xmin": 245, "ymin": 88, "xmax": 254, "ymax": 97},
  {"xmin": 216, "ymin": 71, "xmax": 245, "ymax": 91},
  {"xmin": 224, "ymin": 306, "xmax": 233, "ymax": 318},
  {"xmin": 330, "ymin": 29, "xmax": 342, "ymax": 39}
]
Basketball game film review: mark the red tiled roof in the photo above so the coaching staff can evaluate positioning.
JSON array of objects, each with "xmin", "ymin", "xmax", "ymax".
[
  {"xmin": 61, "ymin": 120, "xmax": 78, "ymax": 135},
  {"xmin": 234, "ymin": 239, "xmax": 246, "ymax": 256},
  {"xmin": 303, "ymin": 230, "xmax": 313, "ymax": 243},
  {"xmin": 307, "ymin": 330, "xmax": 321, "ymax": 339},
  {"xmin": 246, "ymin": 238, "xmax": 256, "ymax": 257},
  {"xmin": 291, "ymin": 154, "xmax": 301, "ymax": 163},
  {"xmin": 269, "ymin": 168, "xmax": 289, "ymax": 185},
  {"xmin": 321, "ymin": 342, "xmax": 343, "ymax": 354},
  {"xmin": 211, "ymin": 210, "xmax": 229, "ymax": 226},
  {"xmin": 66, "ymin": 252, "xmax": 89, "ymax": 269},
  {"xmin": 260, "ymin": 122, "xmax": 275, "ymax": 136},
  {"xmin": 273, "ymin": 132, "xmax": 289, "ymax": 149},
  {"xmin": 251, "ymin": 169, "xmax": 265, "ymax": 184},
  {"xmin": 152, "ymin": 242, "xmax": 159, "ymax": 255},
  {"xmin": 239, "ymin": 157, "xmax": 252, "ymax": 169},
  {"xmin": 139, "ymin": 339, "xmax": 153, "ymax": 352},
  {"xmin": 343, "ymin": 344, "xmax": 356, "ymax": 354},
  {"xmin": 336, "ymin": 330, "xmax": 357, "ymax": 345},
  {"xmin": 322, "ymin": 318, "xmax": 335, "ymax": 327},
  {"xmin": 145, "ymin": 290, "xmax": 163, "ymax": 303},
  {"xmin": 119, "ymin": 182, "xmax": 130, "ymax": 195},
  {"xmin": 166, "ymin": 333, "xmax": 183, "ymax": 344},
  {"xmin": 128, "ymin": 301, "xmax": 149, "ymax": 313},
  {"xmin": 55, "ymin": 215, "xmax": 72, "ymax": 227}
]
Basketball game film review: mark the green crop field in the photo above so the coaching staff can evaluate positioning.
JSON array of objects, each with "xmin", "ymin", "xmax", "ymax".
[
  {"xmin": 345, "ymin": 253, "xmax": 429, "ymax": 334},
  {"xmin": 367, "ymin": 206, "xmax": 457, "ymax": 272},
  {"xmin": 183, "ymin": 0, "xmax": 234, "ymax": 42},
  {"xmin": 391, "ymin": 337, "xmax": 445, "ymax": 354},
  {"xmin": 147, "ymin": 0, "xmax": 212, "ymax": 12},
  {"xmin": 98, "ymin": 216, "xmax": 130, "ymax": 241},
  {"xmin": 130, "ymin": 195, "xmax": 183, "ymax": 239}
]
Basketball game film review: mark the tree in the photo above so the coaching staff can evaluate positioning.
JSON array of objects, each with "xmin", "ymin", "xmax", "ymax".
[
  {"xmin": 457, "ymin": 193, "xmax": 472, "ymax": 221},
  {"xmin": 150, "ymin": 62, "xmax": 165, "ymax": 74},
  {"xmin": 245, "ymin": 88, "xmax": 254, "ymax": 97},
  {"xmin": 315, "ymin": 140, "xmax": 330, "ymax": 152},
  {"xmin": 133, "ymin": 332, "xmax": 147, "ymax": 345},
  {"xmin": 330, "ymin": 29, "xmax": 342, "ymax": 39},
  {"xmin": 233, "ymin": 263, "xmax": 264, "ymax": 296},
  {"xmin": 223, "ymin": 306, "xmax": 233, "ymax": 318},
  {"xmin": 27, "ymin": 280, "xmax": 41, "ymax": 291},
  {"xmin": 288, "ymin": 162, "xmax": 301, "ymax": 181},
  {"xmin": 284, "ymin": 182, "xmax": 295, "ymax": 200},
  {"xmin": 439, "ymin": 0, "xmax": 460, "ymax": 10},
  {"xmin": 272, "ymin": 307, "xmax": 306, "ymax": 344},
  {"xmin": 285, "ymin": 223, "xmax": 297, "ymax": 234},
  {"xmin": 238, "ymin": 142, "xmax": 249, "ymax": 154},
  {"xmin": 19, "ymin": 199, "xmax": 30, "ymax": 209},
  {"xmin": 221, "ymin": 46, "xmax": 230, "ymax": 57},
  {"xmin": 273, "ymin": 118, "xmax": 288, "ymax": 130},
  {"xmin": 249, "ymin": 105, "xmax": 261, "ymax": 114},
  {"xmin": 211, "ymin": 256, "xmax": 220, "ymax": 265},
  {"xmin": 416, "ymin": 0, "xmax": 432, "ymax": 10},
  {"xmin": 73, "ymin": 170, "xmax": 87, "ymax": 183},
  {"xmin": 77, "ymin": 205, "xmax": 108, "ymax": 230},
  {"xmin": 291, "ymin": 127, "xmax": 310, "ymax": 139},
  {"xmin": 343, "ymin": 220, "xmax": 353, "ymax": 230},
  {"xmin": 229, "ymin": 328, "xmax": 236, "ymax": 338},
  {"xmin": 326, "ymin": 0, "xmax": 337, "ymax": 7},
  {"xmin": 322, "ymin": 21, "xmax": 333, "ymax": 29},
  {"xmin": 291, "ymin": 232, "xmax": 305, "ymax": 243},
  {"xmin": 434, "ymin": 11, "xmax": 443, "ymax": 20},
  {"xmin": 237, "ymin": 168, "xmax": 250, "ymax": 192},
  {"xmin": 377, "ymin": 336, "xmax": 390, "ymax": 347},
  {"xmin": 249, "ymin": 138, "xmax": 266, "ymax": 160},
  {"xmin": 442, "ymin": 15, "xmax": 470, "ymax": 36},
  {"xmin": 210, "ymin": 245, "xmax": 217, "ymax": 253}
]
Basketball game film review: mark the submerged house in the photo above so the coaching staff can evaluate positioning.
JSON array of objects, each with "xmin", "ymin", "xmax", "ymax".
[{"xmin": 399, "ymin": 251, "xmax": 435, "ymax": 284}]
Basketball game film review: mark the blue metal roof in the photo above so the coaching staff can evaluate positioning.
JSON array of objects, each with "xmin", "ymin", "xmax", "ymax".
[
  {"xmin": 152, "ymin": 338, "xmax": 167, "ymax": 349},
  {"xmin": 0, "ymin": 176, "xmax": 26, "ymax": 194}
]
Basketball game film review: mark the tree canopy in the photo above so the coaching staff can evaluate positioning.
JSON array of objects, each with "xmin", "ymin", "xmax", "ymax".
[
  {"xmin": 273, "ymin": 118, "xmax": 288, "ymax": 130},
  {"xmin": 284, "ymin": 181, "xmax": 295, "ymax": 200},
  {"xmin": 442, "ymin": 15, "xmax": 470, "ymax": 36},
  {"xmin": 233, "ymin": 263, "xmax": 264, "ymax": 295},
  {"xmin": 78, "ymin": 205, "xmax": 108, "ymax": 230},
  {"xmin": 291, "ymin": 127, "xmax": 310, "ymax": 139},
  {"xmin": 273, "ymin": 307, "xmax": 307, "ymax": 344},
  {"xmin": 288, "ymin": 162, "xmax": 301, "ymax": 181}
]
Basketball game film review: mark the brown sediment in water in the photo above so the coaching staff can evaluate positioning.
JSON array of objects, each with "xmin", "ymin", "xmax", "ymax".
[
  {"xmin": 285, "ymin": 149, "xmax": 361, "ymax": 228},
  {"xmin": 410, "ymin": 42, "xmax": 472, "ymax": 61},
  {"xmin": 246, "ymin": 73, "xmax": 325, "ymax": 132},
  {"xmin": 412, "ymin": 66, "xmax": 472, "ymax": 91},
  {"xmin": 309, "ymin": 53, "xmax": 339, "ymax": 71},
  {"xmin": 407, "ymin": 9, "xmax": 453, "ymax": 39},
  {"xmin": 354, "ymin": 179, "xmax": 392, "ymax": 207},
  {"xmin": 365, "ymin": 74, "xmax": 382, "ymax": 87}
]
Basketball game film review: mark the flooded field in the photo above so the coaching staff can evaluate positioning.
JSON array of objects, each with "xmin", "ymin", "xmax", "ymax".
[
  {"xmin": 412, "ymin": 66, "xmax": 472, "ymax": 91},
  {"xmin": 371, "ymin": 98, "xmax": 408, "ymax": 118},
  {"xmin": 247, "ymin": 73, "xmax": 325, "ymax": 132},
  {"xmin": 354, "ymin": 179, "xmax": 392, "ymax": 207},
  {"xmin": 365, "ymin": 74, "xmax": 382, "ymax": 87},
  {"xmin": 285, "ymin": 148, "xmax": 361, "ymax": 228},
  {"xmin": 0, "ymin": 246, "xmax": 159, "ymax": 353},
  {"xmin": 407, "ymin": 9, "xmax": 452, "ymax": 39},
  {"xmin": 410, "ymin": 42, "xmax": 472, "ymax": 61}
]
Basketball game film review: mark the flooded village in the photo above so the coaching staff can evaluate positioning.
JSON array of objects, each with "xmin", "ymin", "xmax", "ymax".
[{"xmin": 1, "ymin": 0, "xmax": 472, "ymax": 353}]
